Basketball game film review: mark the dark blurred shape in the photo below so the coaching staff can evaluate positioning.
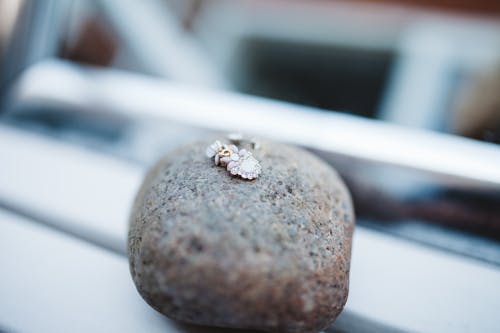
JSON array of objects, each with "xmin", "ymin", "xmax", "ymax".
[
  {"xmin": 237, "ymin": 38, "xmax": 393, "ymax": 118},
  {"xmin": 180, "ymin": 0, "xmax": 203, "ymax": 31},
  {"xmin": 453, "ymin": 65, "xmax": 500, "ymax": 144},
  {"xmin": 354, "ymin": 183, "xmax": 500, "ymax": 239},
  {"xmin": 361, "ymin": 0, "xmax": 500, "ymax": 15},
  {"xmin": 61, "ymin": 17, "xmax": 117, "ymax": 67},
  {"xmin": 404, "ymin": 190, "xmax": 500, "ymax": 240},
  {"xmin": 341, "ymin": 165, "xmax": 500, "ymax": 241}
]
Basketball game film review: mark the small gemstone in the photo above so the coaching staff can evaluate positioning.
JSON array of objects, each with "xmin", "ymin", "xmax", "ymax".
[{"xmin": 240, "ymin": 159, "xmax": 257, "ymax": 173}]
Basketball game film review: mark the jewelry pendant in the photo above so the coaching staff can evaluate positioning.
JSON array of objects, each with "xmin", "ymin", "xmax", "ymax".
[{"xmin": 206, "ymin": 140, "xmax": 262, "ymax": 180}]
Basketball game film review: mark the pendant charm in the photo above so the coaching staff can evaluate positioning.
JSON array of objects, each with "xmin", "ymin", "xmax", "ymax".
[{"xmin": 206, "ymin": 140, "xmax": 262, "ymax": 180}]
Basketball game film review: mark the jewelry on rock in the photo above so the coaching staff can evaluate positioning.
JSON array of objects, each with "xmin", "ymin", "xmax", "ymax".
[{"xmin": 206, "ymin": 140, "xmax": 262, "ymax": 180}]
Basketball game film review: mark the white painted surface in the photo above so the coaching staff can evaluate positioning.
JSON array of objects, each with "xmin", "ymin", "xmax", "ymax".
[
  {"xmin": 0, "ymin": 125, "xmax": 144, "ymax": 253},
  {"xmin": 349, "ymin": 228, "xmax": 500, "ymax": 333},
  {"xmin": 0, "ymin": 210, "xmax": 181, "ymax": 333}
]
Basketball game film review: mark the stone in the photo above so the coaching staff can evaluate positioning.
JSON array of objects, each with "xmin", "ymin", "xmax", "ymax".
[{"xmin": 128, "ymin": 138, "xmax": 355, "ymax": 333}]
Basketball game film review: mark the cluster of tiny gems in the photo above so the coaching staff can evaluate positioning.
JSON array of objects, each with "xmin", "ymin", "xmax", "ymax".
[{"xmin": 206, "ymin": 140, "xmax": 262, "ymax": 180}]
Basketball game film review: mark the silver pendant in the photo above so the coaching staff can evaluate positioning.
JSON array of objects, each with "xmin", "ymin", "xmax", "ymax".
[{"xmin": 206, "ymin": 140, "xmax": 262, "ymax": 180}]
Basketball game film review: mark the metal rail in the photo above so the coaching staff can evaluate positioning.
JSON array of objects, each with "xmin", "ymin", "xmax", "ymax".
[{"xmin": 8, "ymin": 60, "xmax": 500, "ymax": 190}]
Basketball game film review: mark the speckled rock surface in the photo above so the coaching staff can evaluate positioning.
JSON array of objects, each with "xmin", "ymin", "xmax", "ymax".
[{"xmin": 128, "ymin": 139, "xmax": 355, "ymax": 333}]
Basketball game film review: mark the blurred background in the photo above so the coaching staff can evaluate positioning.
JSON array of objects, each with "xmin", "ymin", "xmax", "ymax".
[{"xmin": 0, "ymin": 2, "xmax": 500, "ymax": 331}]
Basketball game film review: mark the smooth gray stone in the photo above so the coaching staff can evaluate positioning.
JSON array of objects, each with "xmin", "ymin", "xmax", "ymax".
[{"xmin": 128, "ymin": 139, "xmax": 355, "ymax": 333}]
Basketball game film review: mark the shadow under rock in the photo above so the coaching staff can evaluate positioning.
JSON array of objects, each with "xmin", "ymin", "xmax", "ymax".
[
  {"xmin": 172, "ymin": 321, "xmax": 261, "ymax": 333},
  {"xmin": 168, "ymin": 309, "xmax": 410, "ymax": 333}
]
